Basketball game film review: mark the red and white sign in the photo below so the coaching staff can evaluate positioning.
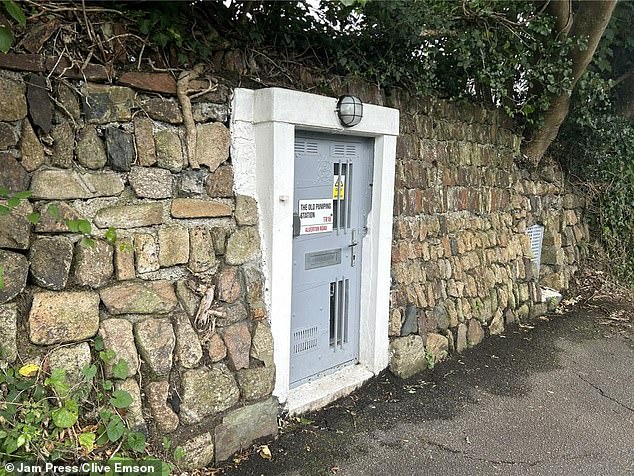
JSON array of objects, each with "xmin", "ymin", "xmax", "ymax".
[{"xmin": 298, "ymin": 199, "xmax": 333, "ymax": 235}]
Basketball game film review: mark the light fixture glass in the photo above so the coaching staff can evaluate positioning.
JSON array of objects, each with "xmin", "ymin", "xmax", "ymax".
[{"xmin": 336, "ymin": 95, "xmax": 363, "ymax": 127}]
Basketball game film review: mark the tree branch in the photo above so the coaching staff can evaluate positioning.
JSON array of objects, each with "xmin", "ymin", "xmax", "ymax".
[{"xmin": 522, "ymin": 0, "xmax": 617, "ymax": 163}]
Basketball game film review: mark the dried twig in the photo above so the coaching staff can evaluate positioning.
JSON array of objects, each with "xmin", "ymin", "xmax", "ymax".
[
  {"xmin": 24, "ymin": 0, "xmax": 127, "ymax": 20},
  {"xmin": 50, "ymin": 95, "xmax": 77, "ymax": 127},
  {"xmin": 194, "ymin": 286, "xmax": 226, "ymax": 332}
]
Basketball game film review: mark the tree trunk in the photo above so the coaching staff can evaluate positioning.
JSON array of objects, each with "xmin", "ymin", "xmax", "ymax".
[
  {"xmin": 545, "ymin": 0, "xmax": 573, "ymax": 37},
  {"xmin": 522, "ymin": 0, "xmax": 617, "ymax": 163}
]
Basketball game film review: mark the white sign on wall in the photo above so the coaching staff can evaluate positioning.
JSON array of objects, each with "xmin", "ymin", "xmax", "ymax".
[{"xmin": 298, "ymin": 199, "xmax": 333, "ymax": 235}]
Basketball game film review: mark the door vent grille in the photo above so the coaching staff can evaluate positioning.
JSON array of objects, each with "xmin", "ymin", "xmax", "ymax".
[
  {"xmin": 526, "ymin": 224, "xmax": 544, "ymax": 277},
  {"xmin": 295, "ymin": 140, "xmax": 319, "ymax": 155},
  {"xmin": 292, "ymin": 326, "xmax": 318, "ymax": 354},
  {"xmin": 333, "ymin": 144, "xmax": 357, "ymax": 157},
  {"xmin": 330, "ymin": 278, "xmax": 349, "ymax": 349}
]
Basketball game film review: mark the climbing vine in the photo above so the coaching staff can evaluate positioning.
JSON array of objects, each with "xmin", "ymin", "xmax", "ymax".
[
  {"xmin": 0, "ymin": 339, "xmax": 156, "ymax": 465},
  {"xmin": 553, "ymin": 2, "xmax": 634, "ymax": 285}
]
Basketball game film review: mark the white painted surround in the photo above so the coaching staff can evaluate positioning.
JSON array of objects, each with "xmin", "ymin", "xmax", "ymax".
[{"xmin": 231, "ymin": 88, "xmax": 399, "ymax": 414}]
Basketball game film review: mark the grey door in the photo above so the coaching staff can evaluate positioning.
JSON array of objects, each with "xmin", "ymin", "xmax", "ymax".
[{"xmin": 290, "ymin": 133, "xmax": 373, "ymax": 387}]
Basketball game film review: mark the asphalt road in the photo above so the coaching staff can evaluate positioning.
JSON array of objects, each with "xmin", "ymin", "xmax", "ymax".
[{"xmin": 220, "ymin": 304, "xmax": 634, "ymax": 476}]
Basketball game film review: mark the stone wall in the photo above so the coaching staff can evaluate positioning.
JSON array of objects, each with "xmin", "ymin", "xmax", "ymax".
[
  {"xmin": 384, "ymin": 92, "xmax": 588, "ymax": 377},
  {"xmin": 0, "ymin": 53, "xmax": 591, "ymax": 468},
  {"xmin": 0, "ymin": 69, "xmax": 276, "ymax": 469}
]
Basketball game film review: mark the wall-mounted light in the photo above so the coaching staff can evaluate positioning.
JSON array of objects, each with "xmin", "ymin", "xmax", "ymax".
[{"xmin": 336, "ymin": 95, "xmax": 363, "ymax": 127}]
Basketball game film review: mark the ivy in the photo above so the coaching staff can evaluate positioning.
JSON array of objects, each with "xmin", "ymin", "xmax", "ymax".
[
  {"xmin": 127, "ymin": 432, "xmax": 147, "ymax": 453},
  {"xmin": 556, "ymin": 115, "xmax": 634, "ymax": 284},
  {"xmin": 110, "ymin": 389, "xmax": 133, "ymax": 409},
  {"xmin": 118, "ymin": 1, "xmax": 577, "ymax": 126},
  {"xmin": 553, "ymin": 2, "xmax": 634, "ymax": 285},
  {"xmin": 112, "ymin": 359, "xmax": 129, "ymax": 380},
  {"xmin": 52, "ymin": 400, "xmax": 79, "ymax": 429},
  {"xmin": 0, "ymin": 191, "xmax": 127, "ymax": 291},
  {"xmin": 0, "ymin": 340, "xmax": 151, "ymax": 464}
]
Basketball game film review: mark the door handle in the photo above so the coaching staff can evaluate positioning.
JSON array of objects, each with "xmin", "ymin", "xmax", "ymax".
[
  {"xmin": 349, "ymin": 229, "xmax": 357, "ymax": 267},
  {"xmin": 348, "ymin": 229, "xmax": 358, "ymax": 248}
]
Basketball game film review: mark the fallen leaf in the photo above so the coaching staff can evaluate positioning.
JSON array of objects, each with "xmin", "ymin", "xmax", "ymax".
[
  {"xmin": 19, "ymin": 363, "xmax": 40, "ymax": 377},
  {"xmin": 259, "ymin": 445, "xmax": 272, "ymax": 460}
]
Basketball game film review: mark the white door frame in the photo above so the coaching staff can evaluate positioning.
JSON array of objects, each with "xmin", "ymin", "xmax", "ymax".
[{"xmin": 231, "ymin": 88, "xmax": 399, "ymax": 413}]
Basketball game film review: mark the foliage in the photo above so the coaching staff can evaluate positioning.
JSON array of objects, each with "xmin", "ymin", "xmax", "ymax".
[
  {"xmin": 564, "ymin": 2, "xmax": 634, "ymax": 129},
  {"xmin": 0, "ymin": 190, "xmax": 121, "ymax": 290},
  {"xmin": 0, "ymin": 188, "xmax": 36, "ymax": 222},
  {"xmin": 424, "ymin": 350, "xmax": 436, "ymax": 370},
  {"xmin": 0, "ymin": 0, "xmax": 25, "ymax": 53},
  {"xmin": 115, "ymin": 0, "xmax": 575, "ymax": 126},
  {"xmin": 0, "ymin": 339, "xmax": 147, "ymax": 464},
  {"xmin": 554, "ymin": 2, "xmax": 634, "ymax": 285},
  {"xmin": 556, "ymin": 115, "xmax": 634, "ymax": 284}
]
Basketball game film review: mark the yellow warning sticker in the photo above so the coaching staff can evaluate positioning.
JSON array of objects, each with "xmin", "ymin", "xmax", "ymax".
[{"xmin": 333, "ymin": 176, "xmax": 345, "ymax": 199}]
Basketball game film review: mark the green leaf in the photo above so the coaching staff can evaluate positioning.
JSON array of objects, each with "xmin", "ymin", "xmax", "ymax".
[
  {"xmin": 99, "ymin": 349, "xmax": 116, "ymax": 364},
  {"xmin": 174, "ymin": 446, "xmax": 186, "ymax": 462},
  {"xmin": 66, "ymin": 219, "xmax": 80, "ymax": 233},
  {"xmin": 27, "ymin": 212, "xmax": 40, "ymax": 224},
  {"xmin": 96, "ymin": 431, "xmax": 109, "ymax": 447},
  {"xmin": 78, "ymin": 219, "xmax": 92, "ymax": 235},
  {"xmin": 139, "ymin": 19, "xmax": 152, "ymax": 35},
  {"xmin": 48, "ymin": 204, "xmax": 60, "ymax": 219},
  {"xmin": 81, "ymin": 237, "xmax": 95, "ymax": 248},
  {"xmin": 0, "ymin": 265, "xmax": 4, "ymax": 290},
  {"xmin": 106, "ymin": 417, "xmax": 126, "ymax": 442},
  {"xmin": 112, "ymin": 359, "xmax": 129, "ymax": 380},
  {"xmin": 102, "ymin": 379, "xmax": 113, "ymax": 391},
  {"xmin": 6, "ymin": 196, "xmax": 20, "ymax": 208},
  {"xmin": 296, "ymin": 417, "xmax": 314, "ymax": 425},
  {"xmin": 0, "ymin": 186, "xmax": 9, "ymax": 197},
  {"xmin": 79, "ymin": 432, "xmax": 96, "ymax": 452},
  {"xmin": 0, "ymin": 26, "xmax": 13, "ymax": 54},
  {"xmin": 82, "ymin": 364, "xmax": 97, "ymax": 380},
  {"xmin": 0, "ymin": 205, "xmax": 10, "ymax": 216},
  {"xmin": 5, "ymin": 436, "xmax": 18, "ymax": 454},
  {"xmin": 3, "ymin": 0, "xmax": 26, "ymax": 26},
  {"xmin": 52, "ymin": 402, "xmax": 78, "ymax": 429},
  {"xmin": 94, "ymin": 335, "xmax": 105, "ymax": 351},
  {"xmin": 45, "ymin": 368, "xmax": 70, "ymax": 396},
  {"xmin": 99, "ymin": 408, "xmax": 113, "ymax": 424},
  {"xmin": 127, "ymin": 431, "xmax": 146, "ymax": 453},
  {"xmin": 105, "ymin": 226, "xmax": 117, "ymax": 244},
  {"xmin": 110, "ymin": 389, "xmax": 133, "ymax": 409},
  {"xmin": 12, "ymin": 191, "xmax": 32, "ymax": 199}
]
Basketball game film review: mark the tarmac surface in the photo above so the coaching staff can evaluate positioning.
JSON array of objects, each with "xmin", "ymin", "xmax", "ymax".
[{"xmin": 219, "ymin": 302, "xmax": 634, "ymax": 476}]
